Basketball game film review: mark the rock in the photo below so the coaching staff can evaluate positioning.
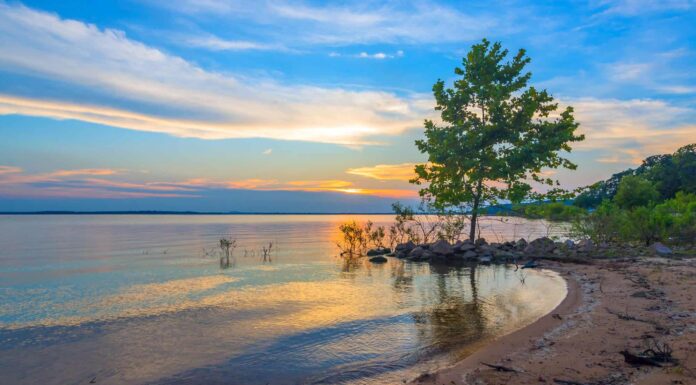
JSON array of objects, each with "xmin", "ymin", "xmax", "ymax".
[
  {"xmin": 515, "ymin": 238, "xmax": 528, "ymax": 249},
  {"xmin": 564, "ymin": 239, "xmax": 575, "ymax": 249},
  {"xmin": 577, "ymin": 239, "xmax": 595, "ymax": 252},
  {"xmin": 478, "ymin": 256, "xmax": 492, "ymax": 264},
  {"xmin": 521, "ymin": 260, "xmax": 539, "ymax": 269},
  {"xmin": 430, "ymin": 239, "xmax": 454, "ymax": 255},
  {"xmin": 494, "ymin": 250, "xmax": 514, "ymax": 259},
  {"xmin": 452, "ymin": 240, "xmax": 464, "ymax": 251},
  {"xmin": 368, "ymin": 255, "xmax": 388, "ymax": 263},
  {"xmin": 366, "ymin": 247, "xmax": 390, "ymax": 256},
  {"xmin": 462, "ymin": 250, "xmax": 478, "ymax": 260},
  {"xmin": 395, "ymin": 241, "xmax": 416, "ymax": 252},
  {"xmin": 475, "ymin": 238, "xmax": 487, "ymax": 247},
  {"xmin": 408, "ymin": 246, "xmax": 425, "ymax": 260},
  {"xmin": 650, "ymin": 242, "xmax": 673, "ymax": 256},
  {"xmin": 459, "ymin": 243, "xmax": 476, "ymax": 252}
]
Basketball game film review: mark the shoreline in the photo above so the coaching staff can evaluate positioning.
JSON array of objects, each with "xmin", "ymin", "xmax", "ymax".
[{"xmin": 412, "ymin": 257, "xmax": 696, "ymax": 385}]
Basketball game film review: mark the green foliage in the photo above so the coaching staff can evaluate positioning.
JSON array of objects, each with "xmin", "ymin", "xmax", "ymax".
[
  {"xmin": 613, "ymin": 175, "xmax": 659, "ymax": 209},
  {"xmin": 570, "ymin": 192, "xmax": 696, "ymax": 247},
  {"xmin": 574, "ymin": 143, "xmax": 696, "ymax": 208},
  {"xmin": 570, "ymin": 200, "xmax": 626, "ymax": 244},
  {"xmin": 337, "ymin": 220, "xmax": 386, "ymax": 256},
  {"xmin": 520, "ymin": 201, "xmax": 586, "ymax": 222},
  {"xmin": 412, "ymin": 39, "xmax": 584, "ymax": 240}
]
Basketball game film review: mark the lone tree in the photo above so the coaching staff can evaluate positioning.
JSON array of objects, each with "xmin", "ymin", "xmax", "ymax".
[{"xmin": 412, "ymin": 39, "xmax": 584, "ymax": 241}]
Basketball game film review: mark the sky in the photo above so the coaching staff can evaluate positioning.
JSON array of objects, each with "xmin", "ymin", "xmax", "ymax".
[{"xmin": 0, "ymin": 0, "xmax": 695, "ymax": 212}]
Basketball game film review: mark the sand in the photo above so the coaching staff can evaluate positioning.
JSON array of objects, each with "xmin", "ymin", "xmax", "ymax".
[{"xmin": 412, "ymin": 257, "xmax": 696, "ymax": 385}]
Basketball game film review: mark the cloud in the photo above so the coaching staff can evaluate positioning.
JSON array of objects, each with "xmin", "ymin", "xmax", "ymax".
[
  {"xmin": 144, "ymin": 0, "xmax": 502, "ymax": 46},
  {"xmin": 565, "ymin": 97, "xmax": 696, "ymax": 164},
  {"xmin": 0, "ymin": 167, "xmax": 416, "ymax": 200},
  {"xmin": 0, "ymin": 3, "xmax": 433, "ymax": 145},
  {"xmin": 262, "ymin": 148, "xmax": 273, "ymax": 155},
  {"xmin": 346, "ymin": 163, "xmax": 418, "ymax": 181},
  {"xmin": 593, "ymin": 0, "xmax": 695, "ymax": 16},
  {"xmin": 184, "ymin": 35, "xmax": 288, "ymax": 52},
  {"xmin": 0, "ymin": 166, "xmax": 22, "ymax": 175}
]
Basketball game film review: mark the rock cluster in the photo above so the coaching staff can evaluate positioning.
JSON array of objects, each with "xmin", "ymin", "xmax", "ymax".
[{"xmin": 374, "ymin": 236, "xmax": 675, "ymax": 264}]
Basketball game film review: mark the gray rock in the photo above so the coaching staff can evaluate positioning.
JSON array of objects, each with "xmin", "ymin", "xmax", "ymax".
[
  {"xmin": 395, "ymin": 241, "xmax": 416, "ymax": 252},
  {"xmin": 368, "ymin": 255, "xmax": 388, "ymax": 263},
  {"xmin": 408, "ymin": 246, "xmax": 425, "ymax": 259},
  {"xmin": 564, "ymin": 239, "xmax": 575, "ymax": 249},
  {"xmin": 430, "ymin": 239, "xmax": 454, "ymax": 255},
  {"xmin": 459, "ymin": 243, "xmax": 476, "ymax": 252},
  {"xmin": 478, "ymin": 256, "xmax": 492, "ymax": 264},
  {"xmin": 577, "ymin": 239, "xmax": 595, "ymax": 252},
  {"xmin": 475, "ymin": 238, "xmax": 487, "ymax": 247},
  {"xmin": 650, "ymin": 242, "xmax": 672, "ymax": 256},
  {"xmin": 494, "ymin": 250, "xmax": 514, "ymax": 258},
  {"xmin": 462, "ymin": 250, "xmax": 478, "ymax": 259},
  {"xmin": 515, "ymin": 238, "xmax": 528, "ymax": 249}
]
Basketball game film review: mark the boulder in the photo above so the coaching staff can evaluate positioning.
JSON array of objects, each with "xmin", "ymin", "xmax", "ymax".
[
  {"xmin": 430, "ymin": 239, "xmax": 454, "ymax": 255},
  {"xmin": 563, "ymin": 239, "xmax": 575, "ymax": 249},
  {"xmin": 461, "ymin": 250, "xmax": 476, "ymax": 259},
  {"xmin": 577, "ymin": 239, "xmax": 595, "ymax": 252},
  {"xmin": 366, "ymin": 247, "xmax": 390, "ymax": 256},
  {"xmin": 368, "ymin": 255, "xmax": 388, "ymax": 263},
  {"xmin": 650, "ymin": 242, "xmax": 673, "ymax": 257},
  {"xmin": 524, "ymin": 237, "xmax": 556, "ymax": 256},
  {"xmin": 395, "ymin": 241, "xmax": 416, "ymax": 252},
  {"xmin": 478, "ymin": 256, "xmax": 492, "ymax": 264},
  {"xmin": 475, "ymin": 238, "xmax": 488, "ymax": 247},
  {"xmin": 452, "ymin": 240, "xmax": 464, "ymax": 251},
  {"xmin": 408, "ymin": 246, "xmax": 425, "ymax": 260},
  {"xmin": 459, "ymin": 243, "xmax": 476, "ymax": 252},
  {"xmin": 515, "ymin": 238, "xmax": 528, "ymax": 249}
]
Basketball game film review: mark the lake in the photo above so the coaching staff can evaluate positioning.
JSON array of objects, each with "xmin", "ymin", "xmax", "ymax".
[{"xmin": 0, "ymin": 215, "xmax": 567, "ymax": 385}]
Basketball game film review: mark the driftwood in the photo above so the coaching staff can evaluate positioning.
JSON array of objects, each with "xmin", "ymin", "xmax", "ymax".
[
  {"xmin": 480, "ymin": 362, "xmax": 518, "ymax": 372},
  {"xmin": 619, "ymin": 350, "xmax": 662, "ymax": 367},
  {"xmin": 553, "ymin": 380, "xmax": 588, "ymax": 385}
]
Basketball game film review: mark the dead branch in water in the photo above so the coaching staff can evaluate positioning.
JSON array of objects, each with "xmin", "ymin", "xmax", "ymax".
[{"xmin": 480, "ymin": 362, "xmax": 518, "ymax": 372}]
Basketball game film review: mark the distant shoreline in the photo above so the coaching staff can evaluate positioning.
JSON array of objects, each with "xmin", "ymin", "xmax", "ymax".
[{"xmin": 0, "ymin": 211, "xmax": 396, "ymax": 215}]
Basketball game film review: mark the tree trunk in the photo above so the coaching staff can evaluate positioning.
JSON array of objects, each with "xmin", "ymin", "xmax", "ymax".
[
  {"xmin": 469, "ymin": 194, "xmax": 480, "ymax": 241},
  {"xmin": 469, "ymin": 180, "xmax": 484, "ymax": 241}
]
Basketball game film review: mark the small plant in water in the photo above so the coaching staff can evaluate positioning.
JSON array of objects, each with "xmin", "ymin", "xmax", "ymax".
[
  {"xmin": 219, "ymin": 237, "xmax": 237, "ymax": 269},
  {"xmin": 262, "ymin": 242, "xmax": 273, "ymax": 262}
]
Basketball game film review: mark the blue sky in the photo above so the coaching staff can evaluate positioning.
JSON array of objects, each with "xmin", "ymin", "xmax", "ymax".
[{"xmin": 0, "ymin": 0, "xmax": 695, "ymax": 212}]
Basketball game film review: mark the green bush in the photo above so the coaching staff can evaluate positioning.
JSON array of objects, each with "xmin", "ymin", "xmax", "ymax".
[{"xmin": 613, "ymin": 175, "xmax": 659, "ymax": 209}]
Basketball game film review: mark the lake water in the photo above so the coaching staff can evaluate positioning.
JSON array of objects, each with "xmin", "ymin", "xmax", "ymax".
[{"xmin": 0, "ymin": 215, "xmax": 567, "ymax": 385}]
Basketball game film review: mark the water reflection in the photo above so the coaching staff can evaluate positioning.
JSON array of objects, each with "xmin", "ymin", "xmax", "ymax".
[{"xmin": 0, "ymin": 215, "xmax": 566, "ymax": 385}]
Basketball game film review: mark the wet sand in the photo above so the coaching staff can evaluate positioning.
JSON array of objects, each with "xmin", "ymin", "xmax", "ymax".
[{"xmin": 413, "ymin": 257, "xmax": 696, "ymax": 385}]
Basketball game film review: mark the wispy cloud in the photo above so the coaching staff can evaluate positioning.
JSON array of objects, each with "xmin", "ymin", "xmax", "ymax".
[
  {"xmin": 0, "ymin": 3, "xmax": 433, "ymax": 145},
  {"xmin": 0, "ymin": 167, "xmax": 417, "ymax": 199},
  {"xmin": 346, "ymin": 163, "xmax": 417, "ymax": 181},
  {"xmin": 144, "ymin": 0, "xmax": 502, "ymax": 46},
  {"xmin": 184, "ymin": 35, "xmax": 289, "ymax": 52},
  {"xmin": 593, "ymin": 0, "xmax": 695, "ymax": 16}
]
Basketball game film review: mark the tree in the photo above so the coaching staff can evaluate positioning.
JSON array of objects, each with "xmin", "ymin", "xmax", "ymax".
[
  {"xmin": 412, "ymin": 39, "xmax": 584, "ymax": 241},
  {"xmin": 613, "ymin": 175, "xmax": 659, "ymax": 210}
]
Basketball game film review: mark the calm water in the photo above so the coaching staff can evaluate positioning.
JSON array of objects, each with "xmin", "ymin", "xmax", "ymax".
[{"xmin": 0, "ymin": 215, "xmax": 566, "ymax": 385}]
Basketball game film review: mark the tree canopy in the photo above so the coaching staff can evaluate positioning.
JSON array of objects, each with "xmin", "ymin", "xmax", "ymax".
[
  {"xmin": 574, "ymin": 143, "xmax": 696, "ymax": 208},
  {"xmin": 412, "ymin": 39, "xmax": 584, "ymax": 240}
]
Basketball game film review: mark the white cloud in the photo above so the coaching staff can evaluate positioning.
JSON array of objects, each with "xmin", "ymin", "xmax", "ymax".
[
  {"xmin": 184, "ymin": 35, "xmax": 288, "ymax": 52},
  {"xmin": 594, "ymin": 0, "xmax": 695, "ymax": 16},
  {"xmin": 144, "ymin": 1, "xmax": 501, "ymax": 46},
  {"xmin": 0, "ymin": 3, "xmax": 433, "ymax": 145},
  {"xmin": 262, "ymin": 148, "xmax": 272, "ymax": 155},
  {"xmin": 566, "ymin": 97, "xmax": 696, "ymax": 163}
]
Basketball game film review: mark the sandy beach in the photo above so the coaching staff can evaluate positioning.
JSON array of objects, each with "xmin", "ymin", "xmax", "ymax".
[{"xmin": 413, "ymin": 257, "xmax": 696, "ymax": 385}]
